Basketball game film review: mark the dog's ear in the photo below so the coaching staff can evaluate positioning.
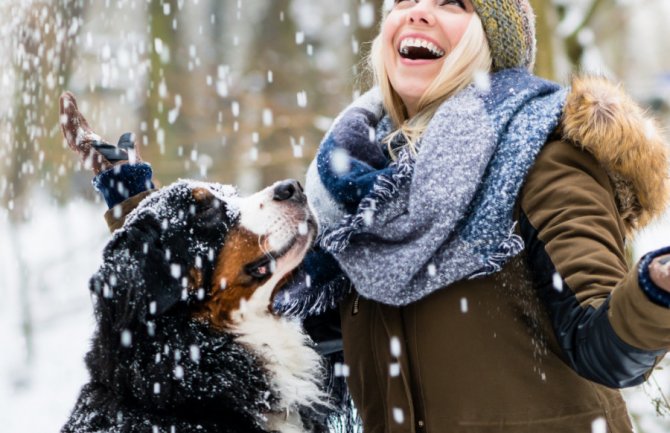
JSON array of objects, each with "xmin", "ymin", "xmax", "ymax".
[{"xmin": 89, "ymin": 210, "xmax": 186, "ymax": 326}]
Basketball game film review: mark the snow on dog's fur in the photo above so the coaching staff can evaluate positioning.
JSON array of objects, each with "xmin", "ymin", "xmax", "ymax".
[{"xmin": 62, "ymin": 179, "xmax": 328, "ymax": 433}]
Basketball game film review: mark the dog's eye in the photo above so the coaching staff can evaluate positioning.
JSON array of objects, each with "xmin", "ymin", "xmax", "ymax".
[
  {"xmin": 245, "ymin": 257, "xmax": 274, "ymax": 280},
  {"xmin": 249, "ymin": 265, "xmax": 270, "ymax": 279}
]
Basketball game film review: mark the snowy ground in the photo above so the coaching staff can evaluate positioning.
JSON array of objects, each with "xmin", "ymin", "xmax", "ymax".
[
  {"xmin": 0, "ymin": 194, "xmax": 105, "ymax": 432},
  {"xmin": 0, "ymin": 195, "xmax": 669, "ymax": 433}
]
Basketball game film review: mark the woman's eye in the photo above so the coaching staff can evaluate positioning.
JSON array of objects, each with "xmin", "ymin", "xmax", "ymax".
[
  {"xmin": 395, "ymin": 0, "xmax": 466, "ymax": 7},
  {"xmin": 439, "ymin": 0, "xmax": 466, "ymax": 8}
]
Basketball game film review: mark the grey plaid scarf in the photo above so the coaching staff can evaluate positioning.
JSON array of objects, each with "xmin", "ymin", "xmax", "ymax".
[{"xmin": 303, "ymin": 69, "xmax": 568, "ymax": 307}]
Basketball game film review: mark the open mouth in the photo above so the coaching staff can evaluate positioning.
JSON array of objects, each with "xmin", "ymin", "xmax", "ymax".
[{"xmin": 399, "ymin": 38, "xmax": 445, "ymax": 61}]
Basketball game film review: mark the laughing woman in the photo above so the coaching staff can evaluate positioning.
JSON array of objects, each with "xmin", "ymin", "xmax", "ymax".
[{"xmin": 61, "ymin": 1, "xmax": 670, "ymax": 432}]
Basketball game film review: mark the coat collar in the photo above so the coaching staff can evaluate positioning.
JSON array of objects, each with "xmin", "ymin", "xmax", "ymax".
[{"xmin": 561, "ymin": 75, "xmax": 670, "ymax": 234}]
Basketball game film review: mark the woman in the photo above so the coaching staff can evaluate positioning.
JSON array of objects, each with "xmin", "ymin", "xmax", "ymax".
[{"xmin": 62, "ymin": 1, "xmax": 670, "ymax": 432}]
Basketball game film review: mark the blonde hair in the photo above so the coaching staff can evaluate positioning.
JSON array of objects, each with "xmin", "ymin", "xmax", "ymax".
[{"xmin": 368, "ymin": 13, "xmax": 493, "ymax": 157}]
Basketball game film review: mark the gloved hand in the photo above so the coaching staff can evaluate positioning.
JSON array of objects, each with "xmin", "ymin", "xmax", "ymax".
[
  {"xmin": 59, "ymin": 91, "xmax": 141, "ymax": 174},
  {"xmin": 650, "ymin": 254, "xmax": 670, "ymax": 292}
]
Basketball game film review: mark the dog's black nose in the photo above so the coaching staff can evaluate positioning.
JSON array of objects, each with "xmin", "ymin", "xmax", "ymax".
[{"xmin": 273, "ymin": 179, "xmax": 305, "ymax": 202}]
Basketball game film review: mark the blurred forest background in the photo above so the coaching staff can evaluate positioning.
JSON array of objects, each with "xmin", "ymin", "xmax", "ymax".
[{"xmin": 1, "ymin": 0, "xmax": 669, "ymax": 432}]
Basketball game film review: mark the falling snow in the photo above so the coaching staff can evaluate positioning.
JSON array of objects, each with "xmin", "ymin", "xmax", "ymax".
[
  {"xmin": 121, "ymin": 329, "xmax": 132, "ymax": 347},
  {"xmin": 591, "ymin": 417, "xmax": 607, "ymax": 433},
  {"xmin": 390, "ymin": 336, "xmax": 401, "ymax": 358},
  {"xmin": 392, "ymin": 407, "xmax": 404, "ymax": 424},
  {"xmin": 330, "ymin": 147, "xmax": 351, "ymax": 175},
  {"xmin": 334, "ymin": 362, "xmax": 350, "ymax": 378},
  {"xmin": 358, "ymin": 3, "xmax": 375, "ymax": 28},
  {"xmin": 189, "ymin": 344, "xmax": 200, "ymax": 363},
  {"xmin": 473, "ymin": 70, "xmax": 491, "ymax": 93},
  {"xmin": 552, "ymin": 272, "xmax": 564, "ymax": 292},
  {"xmin": 1, "ymin": 0, "xmax": 670, "ymax": 431},
  {"xmin": 460, "ymin": 297, "xmax": 468, "ymax": 313},
  {"xmin": 297, "ymin": 90, "xmax": 308, "ymax": 108}
]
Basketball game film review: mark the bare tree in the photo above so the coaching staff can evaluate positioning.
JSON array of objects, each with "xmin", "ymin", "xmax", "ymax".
[{"xmin": 1, "ymin": 0, "xmax": 85, "ymax": 374}]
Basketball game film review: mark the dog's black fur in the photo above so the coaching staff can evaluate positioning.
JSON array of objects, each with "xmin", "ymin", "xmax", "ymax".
[{"xmin": 62, "ymin": 181, "xmax": 312, "ymax": 433}]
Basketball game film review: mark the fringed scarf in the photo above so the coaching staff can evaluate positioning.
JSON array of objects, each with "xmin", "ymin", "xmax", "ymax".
[{"xmin": 279, "ymin": 69, "xmax": 568, "ymax": 314}]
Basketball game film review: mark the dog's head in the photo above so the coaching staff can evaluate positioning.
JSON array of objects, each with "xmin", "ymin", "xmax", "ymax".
[{"xmin": 90, "ymin": 179, "xmax": 317, "ymax": 330}]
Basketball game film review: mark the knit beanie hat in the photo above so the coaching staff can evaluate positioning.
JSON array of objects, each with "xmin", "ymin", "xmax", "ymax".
[
  {"xmin": 470, "ymin": 0, "xmax": 536, "ymax": 71},
  {"xmin": 382, "ymin": 0, "xmax": 537, "ymax": 71}
]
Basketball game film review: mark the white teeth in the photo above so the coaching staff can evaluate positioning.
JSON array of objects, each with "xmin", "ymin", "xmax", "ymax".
[{"xmin": 399, "ymin": 38, "xmax": 445, "ymax": 57}]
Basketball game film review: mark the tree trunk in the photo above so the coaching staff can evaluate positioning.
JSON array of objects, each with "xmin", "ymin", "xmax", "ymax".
[
  {"xmin": 529, "ymin": 0, "xmax": 555, "ymax": 80},
  {"xmin": 2, "ymin": 0, "xmax": 85, "ymax": 372},
  {"xmin": 142, "ymin": 0, "xmax": 186, "ymax": 183}
]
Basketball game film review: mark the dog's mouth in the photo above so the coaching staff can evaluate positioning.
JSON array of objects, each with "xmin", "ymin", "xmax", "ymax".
[
  {"xmin": 196, "ymin": 180, "xmax": 318, "ymax": 326},
  {"xmin": 257, "ymin": 212, "xmax": 317, "ymax": 279},
  {"xmin": 233, "ymin": 179, "xmax": 317, "ymax": 259}
]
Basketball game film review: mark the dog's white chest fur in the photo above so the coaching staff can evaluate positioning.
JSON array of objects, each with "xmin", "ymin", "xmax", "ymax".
[{"xmin": 230, "ymin": 279, "xmax": 326, "ymax": 433}]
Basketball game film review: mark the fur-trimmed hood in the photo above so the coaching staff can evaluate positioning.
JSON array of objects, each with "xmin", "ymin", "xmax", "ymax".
[{"xmin": 561, "ymin": 75, "xmax": 670, "ymax": 234}]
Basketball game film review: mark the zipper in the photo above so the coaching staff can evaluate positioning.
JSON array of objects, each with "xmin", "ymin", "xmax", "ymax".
[{"xmin": 352, "ymin": 293, "xmax": 360, "ymax": 316}]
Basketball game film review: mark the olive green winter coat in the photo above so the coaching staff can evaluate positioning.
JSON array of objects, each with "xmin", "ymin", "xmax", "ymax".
[{"xmin": 338, "ymin": 76, "xmax": 670, "ymax": 433}]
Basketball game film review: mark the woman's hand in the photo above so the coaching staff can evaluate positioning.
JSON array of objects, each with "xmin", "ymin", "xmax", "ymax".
[
  {"xmin": 59, "ymin": 92, "xmax": 142, "ymax": 174},
  {"xmin": 649, "ymin": 254, "xmax": 670, "ymax": 293}
]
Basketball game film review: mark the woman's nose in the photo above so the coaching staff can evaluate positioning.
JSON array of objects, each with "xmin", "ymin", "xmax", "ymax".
[{"xmin": 407, "ymin": 1, "xmax": 436, "ymax": 26}]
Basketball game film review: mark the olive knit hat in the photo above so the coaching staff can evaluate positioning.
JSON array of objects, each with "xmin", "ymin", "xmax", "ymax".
[
  {"xmin": 470, "ymin": 0, "xmax": 536, "ymax": 71},
  {"xmin": 383, "ymin": 0, "xmax": 536, "ymax": 71}
]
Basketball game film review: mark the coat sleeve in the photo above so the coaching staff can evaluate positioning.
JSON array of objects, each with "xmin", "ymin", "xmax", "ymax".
[
  {"xmin": 92, "ymin": 162, "xmax": 156, "ymax": 232},
  {"xmin": 519, "ymin": 139, "xmax": 670, "ymax": 388},
  {"xmin": 103, "ymin": 190, "xmax": 155, "ymax": 232}
]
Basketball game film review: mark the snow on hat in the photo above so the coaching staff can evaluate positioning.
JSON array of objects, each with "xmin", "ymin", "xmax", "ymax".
[{"xmin": 382, "ymin": 0, "xmax": 537, "ymax": 71}]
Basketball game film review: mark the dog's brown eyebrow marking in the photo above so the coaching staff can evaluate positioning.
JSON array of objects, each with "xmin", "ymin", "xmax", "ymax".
[
  {"xmin": 192, "ymin": 187, "xmax": 214, "ymax": 206},
  {"xmin": 192, "ymin": 187, "xmax": 210, "ymax": 201},
  {"xmin": 193, "ymin": 226, "xmax": 269, "ymax": 329}
]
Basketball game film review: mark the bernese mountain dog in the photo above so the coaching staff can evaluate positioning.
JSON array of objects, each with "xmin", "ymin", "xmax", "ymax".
[{"xmin": 61, "ymin": 177, "xmax": 329, "ymax": 433}]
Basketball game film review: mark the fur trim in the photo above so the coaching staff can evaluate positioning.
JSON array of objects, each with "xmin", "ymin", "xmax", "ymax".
[{"xmin": 561, "ymin": 75, "xmax": 670, "ymax": 233}]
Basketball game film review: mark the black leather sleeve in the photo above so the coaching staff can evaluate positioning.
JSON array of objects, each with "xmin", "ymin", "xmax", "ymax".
[{"xmin": 520, "ymin": 211, "xmax": 664, "ymax": 388}]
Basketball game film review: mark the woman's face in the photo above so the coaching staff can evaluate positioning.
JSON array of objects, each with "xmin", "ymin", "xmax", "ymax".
[{"xmin": 382, "ymin": 0, "xmax": 474, "ymax": 117}]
